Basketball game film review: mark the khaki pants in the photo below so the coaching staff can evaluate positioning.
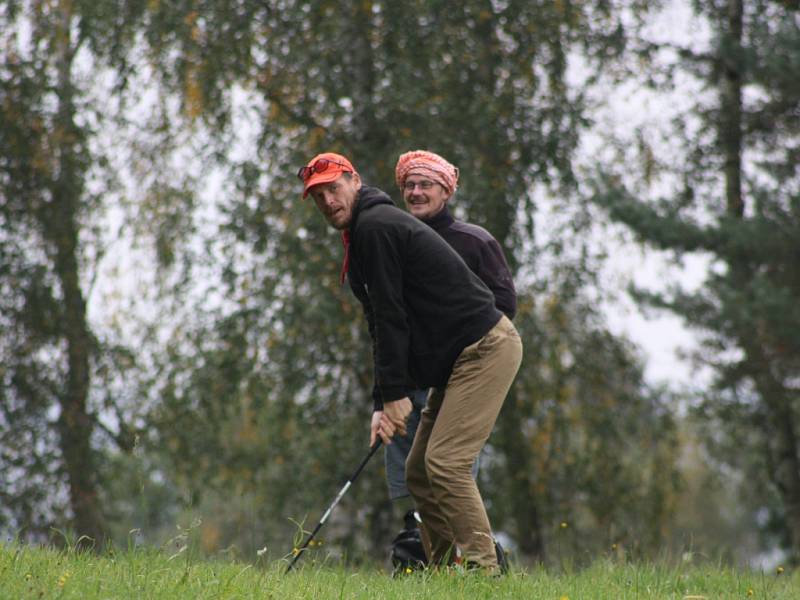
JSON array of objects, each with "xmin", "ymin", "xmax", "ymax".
[{"xmin": 405, "ymin": 315, "xmax": 523, "ymax": 568}]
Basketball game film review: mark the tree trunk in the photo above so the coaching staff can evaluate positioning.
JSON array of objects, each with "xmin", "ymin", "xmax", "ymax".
[
  {"xmin": 720, "ymin": 0, "xmax": 744, "ymax": 218},
  {"xmin": 719, "ymin": 0, "xmax": 800, "ymax": 560},
  {"xmin": 757, "ymin": 370, "xmax": 800, "ymax": 561},
  {"xmin": 495, "ymin": 388, "xmax": 546, "ymax": 562},
  {"xmin": 47, "ymin": 0, "xmax": 105, "ymax": 547}
]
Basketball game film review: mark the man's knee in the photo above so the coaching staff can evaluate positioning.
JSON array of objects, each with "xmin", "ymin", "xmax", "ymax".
[{"xmin": 424, "ymin": 448, "xmax": 469, "ymax": 486}]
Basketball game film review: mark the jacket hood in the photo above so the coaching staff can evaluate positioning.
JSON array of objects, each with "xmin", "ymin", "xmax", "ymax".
[{"xmin": 350, "ymin": 185, "xmax": 395, "ymax": 233}]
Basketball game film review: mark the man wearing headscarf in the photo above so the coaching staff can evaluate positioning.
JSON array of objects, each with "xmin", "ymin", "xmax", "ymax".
[
  {"xmin": 392, "ymin": 150, "xmax": 517, "ymax": 568},
  {"xmin": 394, "ymin": 150, "xmax": 516, "ymax": 318},
  {"xmin": 383, "ymin": 150, "xmax": 517, "ymax": 566},
  {"xmin": 298, "ymin": 151, "xmax": 522, "ymax": 573}
]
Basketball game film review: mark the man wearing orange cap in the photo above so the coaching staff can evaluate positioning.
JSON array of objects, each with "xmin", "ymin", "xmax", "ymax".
[{"xmin": 299, "ymin": 151, "xmax": 522, "ymax": 573}]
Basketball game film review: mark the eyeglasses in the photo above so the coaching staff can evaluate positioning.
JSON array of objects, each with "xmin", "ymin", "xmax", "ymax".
[
  {"xmin": 297, "ymin": 158, "xmax": 351, "ymax": 182},
  {"xmin": 403, "ymin": 180, "xmax": 438, "ymax": 191}
]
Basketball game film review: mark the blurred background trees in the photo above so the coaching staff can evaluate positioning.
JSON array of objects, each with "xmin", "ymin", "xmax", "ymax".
[
  {"xmin": 588, "ymin": 0, "xmax": 800, "ymax": 561},
  {"xmin": 1, "ymin": 0, "xmax": 797, "ymax": 568},
  {"xmin": 0, "ymin": 0, "xmax": 133, "ymax": 544}
]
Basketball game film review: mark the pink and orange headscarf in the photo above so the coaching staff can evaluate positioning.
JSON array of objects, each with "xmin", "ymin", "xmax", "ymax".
[{"xmin": 395, "ymin": 150, "xmax": 459, "ymax": 196}]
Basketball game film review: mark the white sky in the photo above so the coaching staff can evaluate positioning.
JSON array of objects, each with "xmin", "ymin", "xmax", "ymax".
[
  {"xmin": 572, "ymin": 0, "xmax": 714, "ymax": 388},
  {"xmin": 601, "ymin": 243, "xmax": 709, "ymax": 386}
]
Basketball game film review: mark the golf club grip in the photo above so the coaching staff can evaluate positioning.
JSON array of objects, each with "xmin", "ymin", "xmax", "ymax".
[{"xmin": 285, "ymin": 439, "xmax": 382, "ymax": 573}]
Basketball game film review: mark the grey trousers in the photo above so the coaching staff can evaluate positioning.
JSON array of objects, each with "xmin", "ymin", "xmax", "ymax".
[{"xmin": 384, "ymin": 389, "xmax": 428, "ymax": 499}]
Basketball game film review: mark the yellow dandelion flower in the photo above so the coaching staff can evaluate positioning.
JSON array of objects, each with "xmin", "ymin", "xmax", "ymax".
[
  {"xmin": 611, "ymin": 543, "xmax": 618, "ymax": 551},
  {"xmin": 24, "ymin": 573, "xmax": 32, "ymax": 581},
  {"xmin": 292, "ymin": 547, "xmax": 300, "ymax": 556},
  {"xmin": 777, "ymin": 566, "xmax": 785, "ymax": 575},
  {"xmin": 747, "ymin": 589, "xmax": 754, "ymax": 597},
  {"xmin": 57, "ymin": 570, "xmax": 71, "ymax": 588},
  {"xmin": 560, "ymin": 522, "xmax": 568, "ymax": 529},
  {"xmin": 405, "ymin": 567, "xmax": 413, "ymax": 574}
]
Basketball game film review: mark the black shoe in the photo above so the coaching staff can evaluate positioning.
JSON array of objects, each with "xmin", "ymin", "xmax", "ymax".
[
  {"xmin": 390, "ymin": 510, "xmax": 428, "ymax": 575},
  {"xmin": 494, "ymin": 539, "xmax": 509, "ymax": 574},
  {"xmin": 454, "ymin": 540, "xmax": 508, "ymax": 576}
]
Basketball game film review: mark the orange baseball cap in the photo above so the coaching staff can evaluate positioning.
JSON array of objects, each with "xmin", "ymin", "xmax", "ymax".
[{"xmin": 299, "ymin": 152, "xmax": 357, "ymax": 198}]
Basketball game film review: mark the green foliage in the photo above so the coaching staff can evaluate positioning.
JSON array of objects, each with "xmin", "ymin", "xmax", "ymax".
[
  {"xmin": 0, "ymin": 0, "xmax": 206, "ymax": 543},
  {"xmin": 589, "ymin": 0, "xmax": 800, "ymax": 559},
  {"xmin": 486, "ymin": 281, "xmax": 681, "ymax": 564},
  {"xmin": 139, "ymin": 0, "xmax": 634, "ymax": 248},
  {"xmin": 0, "ymin": 0, "xmax": 740, "ymax": 570},
  {"xmin": 0, "ymin": 0, "xmax": 97, "ymax": 540},
  {"xmin": 125, "ymin": 0, "xmax": 685, "ymax": 564}
]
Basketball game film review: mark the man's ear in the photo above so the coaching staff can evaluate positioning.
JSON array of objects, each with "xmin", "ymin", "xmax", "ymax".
[{"xmin": 353, "ymin": 172, "xmax": 362, "ymax": 189}]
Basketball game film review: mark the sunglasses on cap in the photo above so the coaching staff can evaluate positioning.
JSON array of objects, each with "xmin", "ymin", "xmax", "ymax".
[{"xmin": 296, "ymin": 158, "xmax": 352, "ymax": 182}]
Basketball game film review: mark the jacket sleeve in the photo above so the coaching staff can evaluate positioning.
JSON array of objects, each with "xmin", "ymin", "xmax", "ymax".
[
  {"xmin": 348, "ymin": 276, "xmax": 382, "ymax": 406},
  {"xmin": 476, "ymin": 238, "xmax": 517, "ymax": 320},
  {"xmin": 353, "ymin": 221, "xmax": 413, "ymax": 409}
]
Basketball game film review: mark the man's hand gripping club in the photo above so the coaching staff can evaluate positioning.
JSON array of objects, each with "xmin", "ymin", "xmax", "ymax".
[{"xmin": 370, "ymin": 397, "xmax": 413, "ymax": 445}]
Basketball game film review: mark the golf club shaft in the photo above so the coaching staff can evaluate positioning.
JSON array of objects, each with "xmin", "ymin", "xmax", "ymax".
[{"xmin": 285, "ymin": 439, "xmax": 382, "ymax": 573}]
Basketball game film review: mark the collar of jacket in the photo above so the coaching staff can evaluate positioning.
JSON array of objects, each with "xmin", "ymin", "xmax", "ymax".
[{"xmin": 420, "ymin": 204, "xmax": 455, "ymax": 231}]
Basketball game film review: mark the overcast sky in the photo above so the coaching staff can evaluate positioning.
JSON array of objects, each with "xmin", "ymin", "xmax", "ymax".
[{"xmin": 572, "ymin": 0, "xmax": 713, "ymax": 388}]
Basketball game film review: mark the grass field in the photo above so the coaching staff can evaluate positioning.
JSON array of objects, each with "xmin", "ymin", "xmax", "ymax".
[{"xmin": 1, "ymin": 542, "xmax": 798, "ymax": 599}]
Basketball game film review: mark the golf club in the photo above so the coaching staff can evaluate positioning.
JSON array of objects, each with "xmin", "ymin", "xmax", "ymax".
[{"xmin": 285, "ymin": 439, "xmax": 382, "ymax": 573}]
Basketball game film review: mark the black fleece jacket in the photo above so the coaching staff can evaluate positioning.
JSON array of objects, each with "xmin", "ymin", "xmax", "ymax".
[
  {"xmin": 346, "ymin": 186, "xmax": 502, "ymax": 409},
  {"xmin": 421, "ymin": 206, "xmax": 516, "ymax": 320}
]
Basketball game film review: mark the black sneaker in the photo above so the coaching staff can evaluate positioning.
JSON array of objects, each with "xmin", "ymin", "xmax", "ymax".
[
  {"xmin": 390, "ymin": 509, "xmax": 428, "ymax": 575},
  {"xmin": 494, "ymin": 539, "xmax": 509, "ymax": 574},
  {"xmin": 453, "ymin": 539, "xmax": 509, "ymax": 576}
]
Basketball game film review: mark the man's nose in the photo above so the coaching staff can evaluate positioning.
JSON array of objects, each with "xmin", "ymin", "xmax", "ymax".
[{"xmin": 320, "ymin": 190, "xmax": 337, "ymax": 206}]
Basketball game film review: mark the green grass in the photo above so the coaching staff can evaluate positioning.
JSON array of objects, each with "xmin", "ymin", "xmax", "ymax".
[{"xmin": 1, "ymin": 543, "xmax": 798, "ymax": 599}]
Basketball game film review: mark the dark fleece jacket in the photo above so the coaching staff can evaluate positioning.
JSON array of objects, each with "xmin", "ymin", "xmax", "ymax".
[
  {"xmin": 421, "ymin": 205, "xmax": 516, "ymax": 320},
  {"xmin": 346, "ymin": 186, "xmax": 502, "ymax": 409}
]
